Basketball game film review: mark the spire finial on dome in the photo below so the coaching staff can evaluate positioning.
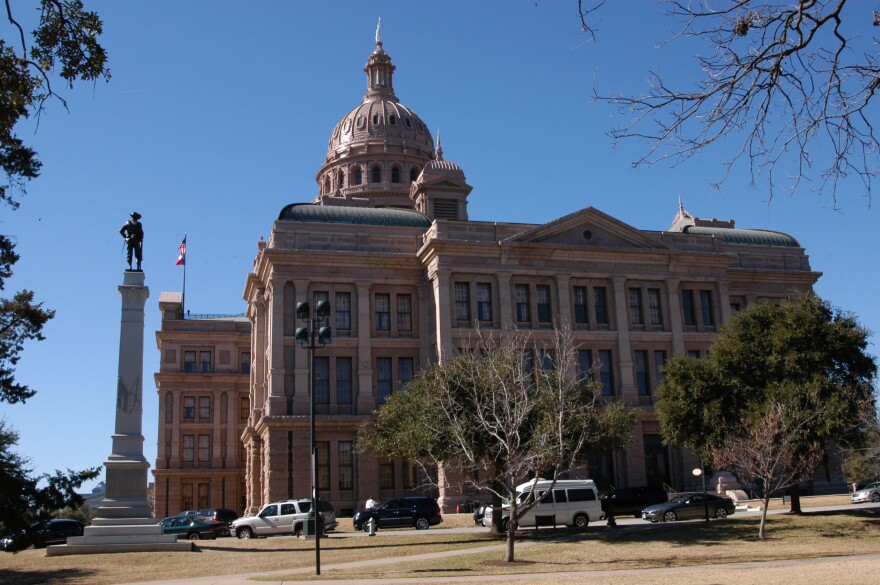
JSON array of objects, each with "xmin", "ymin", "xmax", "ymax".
[
  {"xmin": 434, "ymin": 128, "xmax": 444, "ymax": 160},
  {"xmin": 375, "ymin": 17, "xmax": 382, "ymax": 47}
]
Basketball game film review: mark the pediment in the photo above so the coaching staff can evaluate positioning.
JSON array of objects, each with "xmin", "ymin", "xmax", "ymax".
[{"xmin": 505, "ymin": 207, "xmax": 671, "ymax": 250}]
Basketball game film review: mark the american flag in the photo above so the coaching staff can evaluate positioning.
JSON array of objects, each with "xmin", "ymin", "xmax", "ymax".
[{"xmin": 176, "ymin": 236, "xmax": 186, "ymax": 266}]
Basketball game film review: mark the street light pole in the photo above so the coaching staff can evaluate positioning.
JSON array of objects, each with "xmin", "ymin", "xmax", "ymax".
[
  {"xmin": 295, "ymin": 300, "xmax": 332, "ymax": 576},
  {"xmin": 693, "ymin": 465, "xmax": 709, "ymax": 522}
]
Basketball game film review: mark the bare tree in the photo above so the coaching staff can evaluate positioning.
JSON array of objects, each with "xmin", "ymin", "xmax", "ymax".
[
  {"xmin": 582, "ymin": 0, "xmax": 879, "ymax": 205},
  {"xmin": 712, "ymin": 402, "xmax": 824, "ymax": 539},
  {"xmin": 358, "ymin": 326, "xmax": 635, "ymax": 562}
]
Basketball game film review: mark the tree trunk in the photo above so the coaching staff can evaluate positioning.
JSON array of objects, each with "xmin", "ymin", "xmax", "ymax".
[
  {"xmin": 759, "ymin": 495, "xmax": 770, "ymax": 539},
  {"xmin": 505, "ymin": 527, "xmax": 515, "ymax": 562},
  {"xmin": 788, "ymin": 484, "xmax": 803, "ymax": 514}
]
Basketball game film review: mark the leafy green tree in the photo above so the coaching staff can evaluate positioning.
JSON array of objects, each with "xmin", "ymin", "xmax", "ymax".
[
  {"xmin": 0, "ymin": 1, "xmax": 109, "ymax": 545},
  {"xmin": 359, "ymin": 327, "xmax": 636, "ymax": 562},
  {"xmin": 658, "ymin": 295, "xmax": 877, "ymax": 516}
]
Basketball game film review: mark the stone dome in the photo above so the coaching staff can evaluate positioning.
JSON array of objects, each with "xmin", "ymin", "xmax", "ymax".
[{"xmin": 314, "ymin": 24, "xmax": 436, "ymax": 208}]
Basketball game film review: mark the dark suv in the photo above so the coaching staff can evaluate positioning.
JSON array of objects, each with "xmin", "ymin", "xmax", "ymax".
[
  {"xmin": 3, "ymin": 519, "xmax": 86, "ymax": 549},
  {"xmin": 602, "ymin": 486, "xmax": 668, "ymax": 517},
  {"xmin": 179, "ymin": 508, "xmax": 239, "ymax": 525},
  {"xmin": 353, "ymin": 496, "xmax": 442, "ymax": 531}
]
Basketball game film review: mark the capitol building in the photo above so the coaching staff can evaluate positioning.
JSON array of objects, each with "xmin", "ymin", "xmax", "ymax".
[{"xmin": 152, "ymin": 29, "xmax": 831, "ymax": 518}]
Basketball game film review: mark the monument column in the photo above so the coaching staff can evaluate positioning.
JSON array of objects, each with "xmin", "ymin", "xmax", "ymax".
[{"xmin": 99, "ymin": 270, "xmax": 152, "ymax": 518}]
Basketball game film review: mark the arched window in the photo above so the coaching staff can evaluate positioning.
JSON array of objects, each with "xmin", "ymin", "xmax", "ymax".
[
  {"xmin": 337, "ymin": 171, "xmax": 344, "ymax": 189},
  {"xmin": 409, "ymin": 167, "xmax": 419, "ymax": 182},
  {"xmin": 323, "ymin": 177, "xmax": 330, "ymax": 194},
  {"xmin": 354, "ymin": 167, "xmax": 362, "ymax": 185},
  {"xmin": 389, "ymin": 115, "xmax": 397, "ymax": 125},
  {"xmin": 391, "ymin": 167, "xmax": 401, "ymax": 184},
  {"xmin": 371, "ymin": 166, "xmax": 381, "ymax": 183}
]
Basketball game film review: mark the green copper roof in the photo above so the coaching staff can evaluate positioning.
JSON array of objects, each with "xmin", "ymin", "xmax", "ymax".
[
  {"xmin": 683, "ymin": 226, "xmax": 800, "ymax": 247},
  {"xmin": 278, "ymin": 204, "xmax": 431, "ymax": 228}
]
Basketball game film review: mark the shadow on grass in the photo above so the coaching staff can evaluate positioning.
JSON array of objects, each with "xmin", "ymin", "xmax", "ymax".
[
  {"xmin": 0, "ymin": 568, "xmax": 96, "ymax": 585},
  {"xmin": 201, "ymin": 536, "xmax": 486, "ymax": 554}
]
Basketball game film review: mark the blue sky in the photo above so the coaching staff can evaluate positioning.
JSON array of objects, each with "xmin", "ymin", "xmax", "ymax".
[{"xmin": 2, "ymin": 1, "xmax": 877, "ymax": 492}]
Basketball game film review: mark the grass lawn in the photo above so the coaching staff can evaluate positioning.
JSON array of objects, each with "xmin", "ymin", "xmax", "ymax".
[{"xmin": 0, "ymin": 499, "xmax": 874, "ymax": 585}]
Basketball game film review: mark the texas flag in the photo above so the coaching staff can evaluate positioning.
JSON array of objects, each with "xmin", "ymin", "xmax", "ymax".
[{"xmin": 176, "ymin": 236, "xmax": 186, "ymax": 266}]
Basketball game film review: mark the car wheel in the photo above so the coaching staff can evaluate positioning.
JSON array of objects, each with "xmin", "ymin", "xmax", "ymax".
[
  {"xmin": 572, "ymin": 513, "xmax": 589, "ymax": 529},
  {"xmin": 501, "ymin": 518, "xmax": 511, "ymax": 532},
  {"xmin": 714, "ymin": 507, "xmax": 728, "ymax": 519},
  {"xmin": 415, "ymin": 517, "xmax": 430, "ymax": 530},
  {"xmin": 663, "ymin": 511, "xmax": 677, "ymax": 523},
  {"xmin": 871, "ymin": 492, "xmax": 880, "ymax": 503},
  {"xmin": 237, "ymin": 527, "xmax": 253, "ymax": 539},
  {"xmin": 187, "ymin": 532, "xmax": 200, "ymax": 541}
]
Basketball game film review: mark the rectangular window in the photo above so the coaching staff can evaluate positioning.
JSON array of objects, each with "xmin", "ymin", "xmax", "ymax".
[
  {"xmin": 577, "ymin": 349, "xmax": 593, "ymax": 384},
  {"xmin": 634, "ymin": 350, "xmax": 650, "ymax": 396},
  {"xmin": 197, "ymin": 483, "xmax": 209, "ymax": 509},
  {"xmin": 336, "ymin": 292, "xmax": 351, "ymax": 331},
  {"xmin": 594, "ymin": 287, "xmax": 608, "ymax": 325},
  {"xmin": 573, "ymin": 286, "xmax": 588, "ymax": 324},
  {"xmin": 397, "ymin": 294, "xmax": 412, "ymax": 331},
  {"xmin": 336, "ymin": 357, "xmax": 353, "ymax": 405},
  {"xmin": 240, "ymin": 396, "xmax": 249, "ymax": 421},
  {"xmin": 648, "ymin": 289, "xmax": 662, "ymax": 326},
  {"xmin": 198, "ymin": 396, "xmax": 211, "ymax": 420},
  {"xmin": 313, "ymin": 290, "xmax": 329, "ymax": 310},
  {"xmin": 198, "ymin": 434, "xmax": 210, "ymax": 464},
  {"xmin": 379, "ymin": 459, "xmax": 395, "ymax": 489},
  {"xmin": 536, "ymin": 285, "xmax": 552, "ymax": 323},
  {"xmin": 682, "ymin": 290, "xmax": 696, "ymax": 326},
  {"xmin": 598, "ymin": 350, "xmax": 614, "ymax": 396},
  {"xmin": 454, "ymin": 282, "xmax": 471, "ymax": 321},
  {"xmin": 375, "ymin": 294, "xmax": 390, "ymax": 331},
  {"xmin": 184, "ymin": 351, "xmax": 196, "ymax": 373},
  {"xmin": 539, "ymin": 349, "xmax": 555, "ymax": 371},
  {"xmin": 338, "ymin": 441, "xmax": 354, "ymax": 490},
  {"xmin": 181, "ymin": 483, "xmax": 193, "ymax": 511},
  {"xmin": 314, "ymin": 357, "xmax": 330, "ymax": 404},
  {"xmin": 183, "ymin": 396, "xmax": 195, "ymax": 420},
  {"xmin": 515, "ymin": 285, "xmax": 530, "ymax": 322},
  {"xmin": 182, "ymin": 434, "xmax": 194, "ymax": 462},
  {"xmin": 199, "ymin": 351, "xmax": 212, "ymax": 373},
  {"xmin": 476, "ymin": 283, "xmax": 492, "ymax": 322},
  {"xmin": 404, "ymin": 462, "xmax": 417, "ymax": 489},
  {"xmin": 687, "ymin": 350, "xmax": 701, "ymax": 359},
  {"xmin": 629, "ymin": 288, "xmax": 643, "ymax": 325},
  {"xmin": 240, "ymin": 352, "xmax": 250, "ymax": 374},
  {"xmin": 700, "ymin": 290, "xmax": 715, "ymax": 326},
  {"xmin": 653, "ymin": 350, "xmax": 667, "ymax": 389},
  {"xmin": 316, "ymin": 442, "xmax": 330, "ymax": 491},
  {"xmin": 376, "ymin": 358, "xmax": 392, "ymax": 404},
  {"xmin": 399, "ymin": 357, "xmax": 414, "ymax": 389}
]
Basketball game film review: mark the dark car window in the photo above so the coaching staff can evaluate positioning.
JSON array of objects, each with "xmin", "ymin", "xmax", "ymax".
[
  {"xmin": 280, "ymin": 503, "xmax": 295, "ymax": 515},
  {"xmin": 382, "ymin": 500, "xmax": 402, "ymax": 510},
  {"xmin": 569, "ymin": 488, "xmax": 596, "ymax": 502},
  {"xmin": 261, "ymin": 505, "xmax": 278, "ymax": 517},
  {"xmin": 299, "ymin": 501, "xmax": 311, "ymax": 513},
  {"xmin": 553, "ymin": 490, "xmax": 567, "ymax": 503}
]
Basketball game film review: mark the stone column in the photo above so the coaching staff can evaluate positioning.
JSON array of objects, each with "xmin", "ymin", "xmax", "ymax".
[
  {"xmin": 99, "ymin": 270, "xmax": 152, "ymax": 519},
  {"xmin": 50, "ymin": 271, "xmax": 189, "ymax": 555}
]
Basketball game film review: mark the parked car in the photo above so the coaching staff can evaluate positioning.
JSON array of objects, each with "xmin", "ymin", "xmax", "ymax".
[
  {"xmin": 602, "ymin": 486, "xmax": 669, "ymax": 517},
  {"xmin": 177, "ymin": 508, "xmax": 238, "ymax": 535},
  {"xmin": 158, "ymin": 515, "xmax": 227, "ymax": 540},
  {"xmin": 1, "ymin": 519, "xmax": 86, "ymax": 550},
  {"xmin": 641, "ymin": 493, "xmax": 736, "ymax": 523},
  {"xmin": 851, "ymin": 482, "xmax": 880, "ymax": 503},
  {"xmin": 494, "ymin": 480, "xmax": 602, "ymax": 531},
  {"xmin": 178, "ymin": 508, "xmax": 239, "ymax": 525},
  {"xmin": 353, "ymin": 496, "xmax": 442, "ymax": 531},
  {"xmin": 231, "ymin": 498, "xmax": 337, "ymax": 539}
]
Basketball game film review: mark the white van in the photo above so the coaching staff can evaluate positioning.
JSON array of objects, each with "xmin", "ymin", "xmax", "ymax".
[{"xmin": 498, "ymin": 479, "xmax": 602, "ymax": 531}]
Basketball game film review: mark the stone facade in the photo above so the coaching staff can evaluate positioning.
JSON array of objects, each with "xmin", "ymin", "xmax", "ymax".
[{"xmin": 154, "ymin": 30, "xmax": 843, "ymax": 519}]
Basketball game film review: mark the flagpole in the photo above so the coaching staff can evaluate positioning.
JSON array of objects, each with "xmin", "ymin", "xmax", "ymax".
[{"xmin": 181, "ymin": 233, "xmax": 187, "ymax": 317}]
